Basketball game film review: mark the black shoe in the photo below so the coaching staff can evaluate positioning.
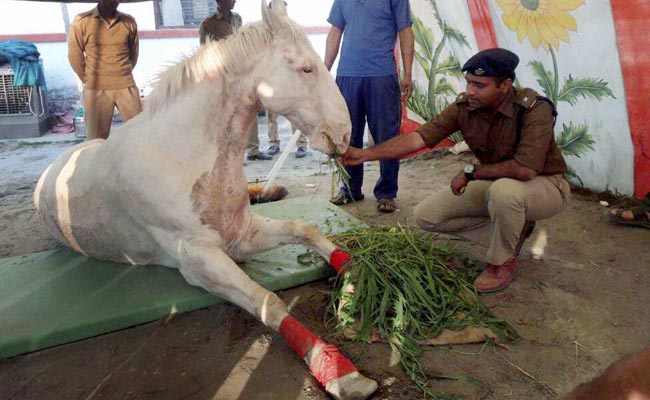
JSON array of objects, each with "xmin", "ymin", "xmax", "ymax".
[
  {"xmin": 267, "ymin": 145, "xmax": 280, "ymax": 155},
  {"xmin": 330, "ymin": 191, "xmax": 364, "ymax": 205},
  {"xmin": 247, "ymin": 152, "xmax": 273, "ymax": 161},
  {"xmin": 295, "ymin": 147, "xmax": 307, "ymax": 158}
]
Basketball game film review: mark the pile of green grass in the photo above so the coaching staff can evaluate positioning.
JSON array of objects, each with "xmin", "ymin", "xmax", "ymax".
[{"xmin": 325, "ymin": 225, "xmax": 519, "ymax": 398}]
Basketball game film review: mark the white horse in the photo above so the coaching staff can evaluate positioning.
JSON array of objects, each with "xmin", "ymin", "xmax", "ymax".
[{"xmin": 33, "ymin": 1, "xmax": 377, "ymax": 398}]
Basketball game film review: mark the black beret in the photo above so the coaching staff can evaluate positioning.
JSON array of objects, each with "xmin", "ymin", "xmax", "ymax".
[{"xmin": 462, "ymin": 48, "xmax": 519, "ymax": 80}]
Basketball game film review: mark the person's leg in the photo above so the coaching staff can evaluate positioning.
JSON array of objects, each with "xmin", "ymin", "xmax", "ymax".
[
  {"xmin": 296, "ymin": 129, "xmax": 308, "ymax": 149},
  {"xmin": 365, "ymin": 74, "xmax": 400, "ymax": 202},
  {"xmin": 267, "ymin": 111, "xmax": 280, "ymax": 146},
  {"xmin": 335, "ymin": 76, "xmax": 366, "ymax": 198},
  {"xmin": 413, "ymin": 180, "xmax": 493, "ymax": 237},
  {"xmin": 115, "ymin": 86, "xmax": 142, "ymax": 122},
  {"xmin": 83, "ymin": 88, "xmax": 114, "ymax": 140},
  {"xmin": 485, "ymin": 175, "xmax": 569, "ymax": 265}
]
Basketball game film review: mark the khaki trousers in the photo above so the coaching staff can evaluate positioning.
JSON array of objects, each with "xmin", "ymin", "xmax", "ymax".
[
  {"xmin": 413, "ymin": 175, "xmax": 570, "ymax": 265},
  {"xmin": 84, "ymin": 86, "xmax": 142, "ymax": 140},
  {"xmin": 246, "ymin": 119, "xmax": 261, "ymax": 156},
  {"xmin": 267, "ymin": 111, "xmax": 308, "ymax": 148}
]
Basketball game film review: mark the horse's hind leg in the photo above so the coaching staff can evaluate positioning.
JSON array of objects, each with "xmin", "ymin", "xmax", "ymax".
[
  {"xmin": 176, "ymin": 236, "xmax": 377, "ymax": 400},
  {"xmin": 239, "ymin": 214, "xmax": 354, "ymax": 275}
]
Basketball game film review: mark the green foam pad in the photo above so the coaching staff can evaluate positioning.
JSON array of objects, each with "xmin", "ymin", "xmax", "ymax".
[{"xmin": 0, "ymin": 196, "xmax": 362, "ymax": 359}]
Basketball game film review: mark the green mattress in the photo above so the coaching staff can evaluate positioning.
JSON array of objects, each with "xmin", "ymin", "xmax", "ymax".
[{"xmin": 0, "ymin": 196, "xmax": 361, "ymax": 358}]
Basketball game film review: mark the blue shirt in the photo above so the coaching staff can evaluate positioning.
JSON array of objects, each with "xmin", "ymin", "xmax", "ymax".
[{"xmin": 328, "ymin": 0, "xmax": 412, "ymax": 77}]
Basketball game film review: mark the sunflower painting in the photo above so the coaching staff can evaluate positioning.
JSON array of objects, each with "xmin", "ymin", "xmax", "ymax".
[
  {"xmin": 496, "ymin": 0, "xmax": 583, "ymax": 52},
  {"xmin": 496, "ymin": 0, "xmax": 615, "ymax": 183}
]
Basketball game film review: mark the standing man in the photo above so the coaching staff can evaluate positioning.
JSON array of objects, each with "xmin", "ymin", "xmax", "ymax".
[
  {"xmin": 68, "ymin": 0, "xmax": 142, "ymax": 140},
  {"xmin": 342, "ymin": 48, "xmax": 571, "ymax": 293},
  {"xmin": 200, "ymin": 0, "xmax": 272, "ymax": 161},
  {"xmin": 324, "ymin": 0, "xmax": 414, "ymax": 213}
]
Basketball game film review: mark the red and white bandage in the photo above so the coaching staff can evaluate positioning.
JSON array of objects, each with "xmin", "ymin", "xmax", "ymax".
[
  {"xmin": 279, "ymin": 316, "xmax": 357, "ymax": 387},
  {"xmin": 329, "ymin": 249, "xmax": 351, "ymax": 275}
]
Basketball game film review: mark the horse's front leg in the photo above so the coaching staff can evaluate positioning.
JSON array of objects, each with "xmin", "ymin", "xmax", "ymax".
[
  {"xmin": 176, "ymin": 236, "xmax": 377, "ymax": 400},
  {"xmin": 239, "ymin": 213, "xmax": 354, "ymax": 275}
]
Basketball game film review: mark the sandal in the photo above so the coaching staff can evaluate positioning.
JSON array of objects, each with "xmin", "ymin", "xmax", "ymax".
[
  {"xmin": 609, "ymin": 204, "xmax": 650, "ymax": 229},
  {"xmin": 377, "ymin": 198, "xmax": 397, "ymax": 214}
]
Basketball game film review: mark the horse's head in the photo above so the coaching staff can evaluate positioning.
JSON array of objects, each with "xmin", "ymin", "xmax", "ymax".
[{"xmin": 254, "ymin": 0, "xmax": 351, "ymax": 155}]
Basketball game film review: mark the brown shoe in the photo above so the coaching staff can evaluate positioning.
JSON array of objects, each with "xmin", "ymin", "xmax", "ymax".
[{"xmin": 473, "ymin": 257, "xmax": 520, "ymax": 293}]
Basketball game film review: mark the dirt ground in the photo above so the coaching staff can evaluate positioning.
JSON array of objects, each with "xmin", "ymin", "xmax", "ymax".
[{"xmin": 1, "ymin": 117, "xmax": 650, "ymax": 400}]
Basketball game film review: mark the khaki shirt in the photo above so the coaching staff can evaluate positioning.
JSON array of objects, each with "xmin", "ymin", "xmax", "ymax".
[
  {"xmin": 68, "ymin": 7, "xmax": 139, "ymax": 90},
  {"xmin": 417, "ymin": 88, "xmax": 568, "ymax": 175},
  {"xmin": 199, "ymin": 9, "xmax": 242, "ymax": 44}
]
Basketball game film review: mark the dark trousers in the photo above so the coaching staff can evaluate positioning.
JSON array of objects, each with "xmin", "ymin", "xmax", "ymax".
[{"xmin": 336, "ymin": 74, "xmax": 401, "ymax": 200}]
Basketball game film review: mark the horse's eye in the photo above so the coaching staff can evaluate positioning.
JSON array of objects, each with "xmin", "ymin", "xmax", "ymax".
[{"xmin": 302, "ymin": 67, "xmax": 312, "ymax": 74}]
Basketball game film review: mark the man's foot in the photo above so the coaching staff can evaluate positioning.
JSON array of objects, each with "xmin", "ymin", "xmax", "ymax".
[
  {"xmin": 247, "ymin": 152, "xmax": 273, "ymax": 161},
  {"xmin": 267, "ymin": 145, "xmax": 280, "ymax": 156},
  {"xmin": 330, "ymin": 191, "xmax": 365, "ymax": 205},
  {"xmin": 377, "ymin": 198, "xmax": 397, "ymax": 213},
  {"xmin": 295, "ymin": 147, "xmax": 307, "ymax": 158},
  {"xmin": 609, "ymin": 200, "xmax": 650, "ymax": 229},
  {"xmin": 473, "ymin": 257, "xmax": 520, "ymax": 293}
]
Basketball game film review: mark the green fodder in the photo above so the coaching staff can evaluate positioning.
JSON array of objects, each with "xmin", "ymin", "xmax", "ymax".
[
  {"xmin": 326, "ymin": 225, "xmax": 519, "ymax": 398},
  {"xmin": 325, "ymin": 135, "xmax": 354, "ymax": 199}
]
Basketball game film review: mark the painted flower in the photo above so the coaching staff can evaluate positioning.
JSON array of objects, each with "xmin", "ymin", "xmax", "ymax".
[{"xmin": 496, "ymin": 0, "xmax": 585, "ymax": 51}]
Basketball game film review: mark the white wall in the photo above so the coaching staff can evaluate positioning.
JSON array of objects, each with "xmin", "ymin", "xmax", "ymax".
[{"xmin": 0, "ymin": 0, "xmax": 333, "ymax": 35}]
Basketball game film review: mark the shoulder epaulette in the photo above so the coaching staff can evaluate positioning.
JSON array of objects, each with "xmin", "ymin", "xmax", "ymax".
[{"xmin": 72, "ymin": 11, "xmax": 92, "ymax": 23}]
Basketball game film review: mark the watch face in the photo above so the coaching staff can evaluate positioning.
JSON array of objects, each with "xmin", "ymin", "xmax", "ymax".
[{"xmin": 464, "ymin": 164, "xmax": 475, "ymax": 174}]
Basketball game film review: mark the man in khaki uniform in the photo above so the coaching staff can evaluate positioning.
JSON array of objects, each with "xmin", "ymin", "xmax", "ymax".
[
  {"xmin": 342, "ymin": 48, "xmax": 570, "ymax": 293},
  {"xmin": 199, "ymin": 0, "xmax": 272, "ymax": 161},
  {"xmin": 68, "ymin": 0, "xmax": 142, "ymax": 140}
]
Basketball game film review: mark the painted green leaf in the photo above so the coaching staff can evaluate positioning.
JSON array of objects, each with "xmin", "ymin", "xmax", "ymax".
[
  {"xmin": 564, "ymin": 168, "xmax": 584, "ymax": 187},
  {"xmin": 556, "ymin": 121, "xmax": 595, "ymax": 158},
  {"xmin": 414, "ymin": 52, "xmax": 431, "ymax": 77},
  {"xmin": 528, "ymin": 60, "xmax": 554, "ymax": 101},
  {"xmin": 406, "ymin": 82, "xmax": 433, "ymax": 121},
  {"xmin": 558, "ymin": 75, "xmax": 615, "ymax": 106},
  {"xmin": 442, "ymin": 25, "xmax": 470, "ymax": 48},
  {"xmin": 435, "ymin": 56, "xmax": 463, "ymax": 79},
  {"xmin": 411, "ymin": 16, "xmax": 434, "ymax": 61},
  {"xmin": 430, "ymin": 78, "xmax": 456, "ymax": 97}
]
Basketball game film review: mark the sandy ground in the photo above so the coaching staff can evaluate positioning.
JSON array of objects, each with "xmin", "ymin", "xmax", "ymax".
[{"xmin": 1, "ymin": 116, "xmax": 650, "ymax": 400}]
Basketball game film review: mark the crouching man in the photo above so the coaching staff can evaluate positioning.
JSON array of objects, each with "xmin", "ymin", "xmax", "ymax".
[{"xmin": 341, "ymin": 48, "xmax": 570, "ymax": 293}]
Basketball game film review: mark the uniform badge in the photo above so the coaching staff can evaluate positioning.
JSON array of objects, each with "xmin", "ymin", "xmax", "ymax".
[{"xmin": 474, "ymin": 68, "xmax": 485, "ymax": 76}]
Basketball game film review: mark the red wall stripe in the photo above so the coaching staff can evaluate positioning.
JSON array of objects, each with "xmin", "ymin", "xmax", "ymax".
[
  {"xmin": 611, "ymin": 0, "xmax": 650, "ymax": 197},
  {"xmin": 467, "ymin": 0, "xmax": 499, "ymax": 50}
]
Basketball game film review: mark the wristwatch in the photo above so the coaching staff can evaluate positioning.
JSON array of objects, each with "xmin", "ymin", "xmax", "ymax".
[{"xmin": 464, "ymin": 164, "xmax": 476, "ymax": 181}]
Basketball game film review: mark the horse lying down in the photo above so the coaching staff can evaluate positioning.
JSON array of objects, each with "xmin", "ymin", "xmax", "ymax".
[{"xmin": 33, "ymin": 1, "xmax": 377, "ymax": 398}]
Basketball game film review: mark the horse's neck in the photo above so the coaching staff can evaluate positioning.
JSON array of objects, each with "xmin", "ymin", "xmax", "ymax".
[{"xmin": 155, "ymin": 77, "xmax": 258, "ymax": 168}]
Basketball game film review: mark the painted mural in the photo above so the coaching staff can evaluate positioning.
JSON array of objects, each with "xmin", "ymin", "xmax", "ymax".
[{"xmin": 406, "ymin": 0, "xmax": 639, "ymax": 195}]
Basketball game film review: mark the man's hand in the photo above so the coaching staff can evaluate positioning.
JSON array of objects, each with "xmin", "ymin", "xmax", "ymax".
[
  {"xmin": 400, "ymin": 75, "xmax": 413, "ymax": 103},
  {"xmin": 340, "ymin": 146, "xmax": 366, "ymax": 166},
  {"xmin": 450, "ymin": 171, "xmax": 469, "ymax": 196}
]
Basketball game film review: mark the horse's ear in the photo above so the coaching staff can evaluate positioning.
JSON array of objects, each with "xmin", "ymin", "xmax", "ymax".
[
  {"xmin": 270, "ymin": 0, "xmax": 288, "ymax": 17},
  {"xmin": 262, "ymin": 0, "xmax": 287, "ymax": 32},
  {"xmin": 261, "ymin": 0, "xmax": 278, "ymax": 32}
]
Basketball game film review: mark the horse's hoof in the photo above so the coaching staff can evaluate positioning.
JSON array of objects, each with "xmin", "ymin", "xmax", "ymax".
[{"xmin": 325, "ymin": 371, "xmax": 378, "ymax": 400}]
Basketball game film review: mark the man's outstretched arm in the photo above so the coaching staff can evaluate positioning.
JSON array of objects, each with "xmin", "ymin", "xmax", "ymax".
[{"xmin": 341, "ymin": 132, "xmax": 427, "ymax": 166}]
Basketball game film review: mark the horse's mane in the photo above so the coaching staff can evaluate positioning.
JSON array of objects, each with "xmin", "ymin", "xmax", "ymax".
[{"xmin": 145, "ymin": 17, "xmax": 306, "ymax": 115}]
